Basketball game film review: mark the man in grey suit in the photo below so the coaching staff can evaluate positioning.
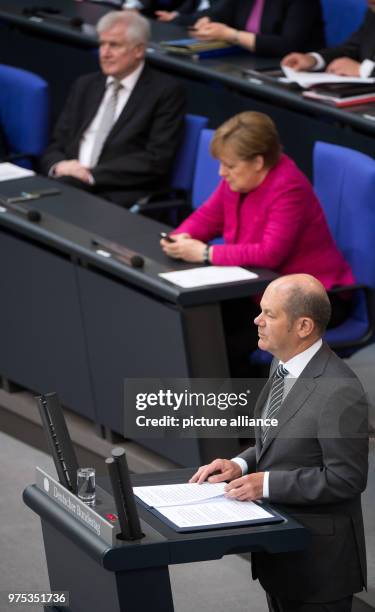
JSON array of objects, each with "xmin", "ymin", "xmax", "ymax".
[{"xmin": 191, "ymin": 274, "xmax": 368, "ymax": 612}]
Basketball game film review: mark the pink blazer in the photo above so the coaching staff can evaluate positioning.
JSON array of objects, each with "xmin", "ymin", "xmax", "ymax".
[{"xmin": 176, "ymin": 155, "xmax": 355, "ymax": 289}]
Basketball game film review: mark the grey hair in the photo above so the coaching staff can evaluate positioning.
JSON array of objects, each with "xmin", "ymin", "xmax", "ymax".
[
  {"xmin": 285, "ymin": 286, "xmax": 332, "ymax": 335},
  {"xmin": 96, "ymin": 10, "xmax": 150, "ymax": 45}
]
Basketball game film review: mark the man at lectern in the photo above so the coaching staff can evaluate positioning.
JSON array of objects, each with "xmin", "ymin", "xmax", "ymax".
[{"xmin": 190, "ymin": 274, "xmax": 368, "ymax": 612}]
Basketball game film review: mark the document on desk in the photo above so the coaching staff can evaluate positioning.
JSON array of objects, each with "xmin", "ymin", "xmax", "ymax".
[
  {"xmin": 134, "ymin": 482, "xmax": 227, "ymax": 507},
  {"xmin": 282, "ymin": 67, "xmax": 375, "ymax": 89},
  {"xmin": 159, "ymin": 266, "xmax": 258, "ymax": 289},
  {"xmin": 0, "ymin": 162, "xmax": 35, "ymax": 182},
  {"xmin": 134, "ymin": 482, "xmax": 282, "ymax": 532}
]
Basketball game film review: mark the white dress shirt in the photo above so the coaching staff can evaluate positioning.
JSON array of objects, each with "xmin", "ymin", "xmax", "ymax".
[
  {"xmin": 232, "ymin": 338, "xmax": 323, "ymax": 498},
  {"xmin": 78, "ymin": 62, "xmax": 145, "ymax": 168},
  {"xmin": 309, "ymin": 52, "xmax": 375, "ymax": 78}
]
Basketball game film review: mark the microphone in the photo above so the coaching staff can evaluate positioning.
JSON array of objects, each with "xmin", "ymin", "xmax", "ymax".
[
  {"xmin": 91, "ymin": 238, "xmax": 145, "ymax": 269},
  {"xmin": 128, "ymin": 254, "xmax": 145, "ymax": 269},
  {"xmin": 0, "ymin": 201, "xmax": 42, "ymax": 223},
  {"xmin": 23, "ymin": 7, "xmax": 83, "ymax": 28},
  {"xmin": 106, "ymin": 448, "xmax": 144, "ymax": 541}
]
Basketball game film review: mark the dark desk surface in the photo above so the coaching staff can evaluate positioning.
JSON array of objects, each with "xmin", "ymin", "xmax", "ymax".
[
  {"xmin": 0, "ymin": 176, "xmax": 276, "ymax": 306},
  {"xmin": 1, "ymin": 0, "xmax": 375, "ymax": 137},
  {"xmin": 23, "ymin": 468, "xmax": 308, "ymax": 572},
  {"xmin": 147, "ymin": 51, "xmax": 375, "ymax": 137},
  {"xmin": 0, "ymin": 0, "xmax": 184, "ymax": 46}
]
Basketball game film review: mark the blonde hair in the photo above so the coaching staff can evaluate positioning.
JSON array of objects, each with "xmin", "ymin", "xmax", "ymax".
[{"xmin": 211, "ymin": 111, "xmax": 281, "ymax": 168}]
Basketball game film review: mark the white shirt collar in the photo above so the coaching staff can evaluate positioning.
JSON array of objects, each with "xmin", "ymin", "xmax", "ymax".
[
  {"xmin": 280, "ymin": 338, "xmax": 323, "ymax": 379},
  {"xmin": 106, "ymin": 61, "xmax": 145, "ymax": 92}
]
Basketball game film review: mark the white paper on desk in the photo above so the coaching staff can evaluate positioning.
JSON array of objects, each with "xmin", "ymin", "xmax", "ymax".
[
  {"xmin": 159, "ymin": 266, "xmax": 258, "ymax": 288},
  {"xmin": 282, "ymin": 67, "xmax": 375, "ymax": 89},
  {"xmin": 158, "ymin": 498, "xmax": 273, "ymax": 528},
  {"xmin": 0, "ymin": 162, "xmax": 35, "ymax": 182},
  {"xmin": 134, "ymin": 482, "xmax": 227, "ymax": 508}
]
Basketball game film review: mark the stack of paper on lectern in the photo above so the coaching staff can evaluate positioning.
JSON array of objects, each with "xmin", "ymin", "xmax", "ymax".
[{"xmin": 134, "ymin": 483, "xmax": 283, "ymax": 532}]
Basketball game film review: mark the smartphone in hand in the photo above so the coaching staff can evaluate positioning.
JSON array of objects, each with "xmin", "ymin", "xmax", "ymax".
[{"xmin": 160, "ymin": 232, "xmax": 175, "ymax": 243}]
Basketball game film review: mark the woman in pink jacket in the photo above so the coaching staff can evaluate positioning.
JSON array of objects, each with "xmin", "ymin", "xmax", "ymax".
[{"xmin": 161, "ymin": 111, "xmax": 355, "ymax": 374}]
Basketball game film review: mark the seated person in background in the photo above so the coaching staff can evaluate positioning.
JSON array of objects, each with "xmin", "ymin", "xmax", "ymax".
[
  {"xmin": 161, "ymin": 112, "xmax": 355, "ymax": 375},
  {"xmin": 41, "ymin": 11, "xmax": 186, "ymax": 208},
  {"xmin": 191, "ymin": 0, "xmax": 325, "ymax": 57},
  {"xmin": 156, "ymin": 0, "xmax": 216, "ymax": 25},
  {"xmin": 282, "ymin": 0, "xmax": 375, "ymax": 76}
]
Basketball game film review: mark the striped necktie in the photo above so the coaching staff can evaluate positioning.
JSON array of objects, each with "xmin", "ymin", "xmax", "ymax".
[
  {"xmin": 89, "ymin": 79, "xmax": 122, "ymax": 168},
  {"xmin": 262, "ymin": 364, "xmax": 289, "ymax": 444}
]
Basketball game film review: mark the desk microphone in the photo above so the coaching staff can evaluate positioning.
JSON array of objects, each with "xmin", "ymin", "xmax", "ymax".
[
  {"xmin": 0, "ymin": 201, "xmax": 42, "ymax": 223},
  {"xmin": 106, "ymin": 448, "xmax": 144, "ymax": 541},
  {"xmin": 23, "ymin": 7, "xmax": 83, "ymax": 28},
  {"xmin": 91, "ymin": 238, "xmax": 145, "ymax": 269}
]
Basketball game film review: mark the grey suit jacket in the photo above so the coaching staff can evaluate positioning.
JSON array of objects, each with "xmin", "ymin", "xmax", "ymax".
[{"xmin": 240, "ymin": 342, "xmax": 368, "ymax": 602}]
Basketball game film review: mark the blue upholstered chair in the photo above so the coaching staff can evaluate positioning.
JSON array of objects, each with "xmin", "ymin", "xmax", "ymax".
[
  {"xmin": 172, "ymin": 114, "xmax": 209, "ymax": 195},
  {"xmin": 130, "ymin": 113, "xmax": 208, "ymax": 215},
  {"xmin": 313, "ymin": 141, "xmax": 375, "ymax": 353},
  {"xmin": 0, "ymin": 64, "xmax": 49, "ymax": 169},
  {"xmin": 191, "ymin": 128, "xmax": 220, "ymax": 209},
  {"xmin": 250, "ymin": 141, "xmax": 375, "ymax": 367},
  {"xmin": 190, "ymin": 127, "xmax": 224, "ymax": 245},
  {"xmin": 321, "ymin": 0, "xmax": 367, "ymax": 46}
]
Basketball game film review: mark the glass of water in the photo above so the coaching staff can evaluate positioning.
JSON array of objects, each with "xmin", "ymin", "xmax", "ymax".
[{"xmin": 77, "ymin": 467, "xmax": 96, "ymax": 506}]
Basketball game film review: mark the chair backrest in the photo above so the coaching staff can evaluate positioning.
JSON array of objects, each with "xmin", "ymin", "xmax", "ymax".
[
  {"xmin": 0, "ymin": 64, "xmax": 49, "ymax": 167},
  {"xmin": 171, "ymin": 113, "xmax": 208, "ymax": 192},
  {"xmin": 191, "ymin": 128, "xmax": 220, "ymax": 209},
  {"xmin": 320, "ymin": 0, "xmax": 367, "ymax": 46},
  {"xmin": 313, "ymin": 141, "xmax": 375, "ymax": 288}
]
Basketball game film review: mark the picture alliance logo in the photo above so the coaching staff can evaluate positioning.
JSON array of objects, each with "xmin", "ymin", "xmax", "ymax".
[{"xmin": 135, "ymin": 389, "xmax": 251, "ymax": 411}]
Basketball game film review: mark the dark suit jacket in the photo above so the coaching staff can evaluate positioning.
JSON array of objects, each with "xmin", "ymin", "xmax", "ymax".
[
  {"xmin": 319, "ymin": 9, "xmax": 375, "ymax": 74},
  {"xmin": 240, "ymin": 342, "xmax": 368, "ymax": 602},
  {"xmin": 172, "ymin": 0, "xmax": 222, "ymax": 25},
  {"xmin": 204, "ymin": 0, "xmax": 325, "ymax": 57},
  {"xmin": 41, "ymin": 65, "xmax": 186, "ymax": 207}
]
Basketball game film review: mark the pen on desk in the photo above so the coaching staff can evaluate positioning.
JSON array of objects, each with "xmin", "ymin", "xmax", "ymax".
[
  {"xmin": 247, "ymin": 78, "xmax": 263, "ymax": 85},
  {"xmin": 239, "ymin": 70, "xmax": 264, "ymax": 85},
  {"xmin": 3, "ymin": 188, "xmax": 61, "ymax": 204}
]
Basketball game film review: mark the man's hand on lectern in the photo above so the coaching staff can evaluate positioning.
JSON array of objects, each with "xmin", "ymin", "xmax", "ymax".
[
  {"xmin": 189, "ymin": 458, "xmax": 242, "ymax": 484},
  {"xmin": 224, "ymin": 472, "xmax": 264, "ymax": 501}
]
